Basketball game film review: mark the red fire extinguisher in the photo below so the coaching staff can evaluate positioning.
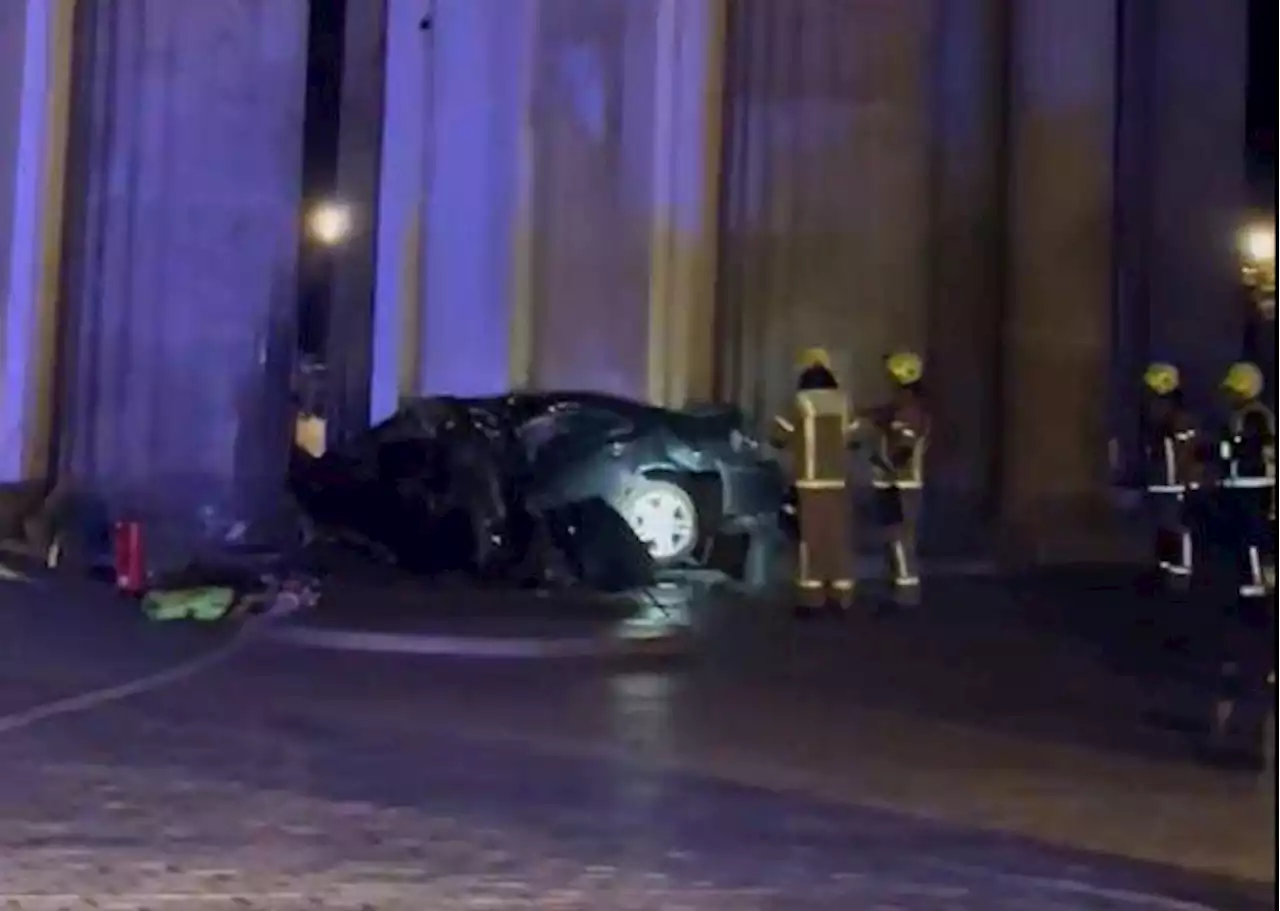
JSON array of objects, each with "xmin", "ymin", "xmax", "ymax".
[{"xmin": 113, "ymin": 520, "xmax": 146, "ymax": 595}]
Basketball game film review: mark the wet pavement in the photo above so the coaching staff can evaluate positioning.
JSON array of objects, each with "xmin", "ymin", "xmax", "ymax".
[{"xmin": 0, "ymin": 565, "xmax": 1274, "ymax": 909}]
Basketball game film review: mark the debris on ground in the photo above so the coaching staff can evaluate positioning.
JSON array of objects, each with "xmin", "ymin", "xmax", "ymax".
[{"xmin": 142, "ymin": 569, "xmax": 321, "ymax": 624}]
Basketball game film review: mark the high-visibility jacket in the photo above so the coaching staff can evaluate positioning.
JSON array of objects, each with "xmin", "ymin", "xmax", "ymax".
[{"xmin": 771, "ymin": 389, "xmax": 857, "ymax": 488}]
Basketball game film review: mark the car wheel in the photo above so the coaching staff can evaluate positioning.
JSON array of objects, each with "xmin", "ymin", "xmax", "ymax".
[{"xmin": 613, "ymin": 478, "xmax": 699, "ymax": 565}]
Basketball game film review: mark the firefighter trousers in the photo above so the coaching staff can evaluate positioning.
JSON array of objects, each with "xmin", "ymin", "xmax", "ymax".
[
  {"xmin": 1222, "ymin": 488, "xmax": 1276, "ymax": 597},
  {"xmin": 1147, "ymin": 490, "xmax": 1193, "ymax": 585},
  {"xmin": 881, "ymin": 486, "xmax": 922, "ymax": 596},
  {"xmin": 795, "ymin": 484, "xmax": 853, "ymax": 608}
]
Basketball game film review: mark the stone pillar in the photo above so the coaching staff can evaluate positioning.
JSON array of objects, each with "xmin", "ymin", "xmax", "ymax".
[
  {"xmin": 0, "ymin": 0, "xmax": 75, "ymax": 485},
  {"xmin": 417, "ymin": 0, "xmax": 537, "ymax": 398},
  {"xmin": 1123, "ymin": 0, "xmax": 1249, "ymax": 412},
  {"xmin": 57, "ymin": 0, "xmax": 308, "ymax": 528},
  {"xmin": 644, "ymin": 0, "xmax": 726, "ymax": 407},
  {"xmin": 923, "ymin": 0, "xmax": 1008, "ymax": 533},
  {"xmin": 368, "ymin": 0, "xmax": 428, "ymax": 423},
  {"xmin": 713, "ymin": 0, "xmax": 934, "ymax": 423},
  {"xmin": 1001, "ymin": 0, "xmax": 1118, "ymax": 550}
]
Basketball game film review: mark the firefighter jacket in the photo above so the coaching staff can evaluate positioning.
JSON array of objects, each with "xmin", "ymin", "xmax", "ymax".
[
  {"xmin": 868, "ymin": 399, "xmax": 930, "ymax": 490},
  {"xmin": 1219, "ymin": 400, "xmax": 1277, "ymax": 511},
  {"xmin": 771, "ymin": 389, "xmax": 857, "ymax": 488},
  {"xmin": 1142, "ymin": 405, "xmax": 1199, "ymax": 493}
]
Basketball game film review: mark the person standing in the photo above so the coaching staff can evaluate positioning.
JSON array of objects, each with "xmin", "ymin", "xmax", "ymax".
[
  {"xmin": 771, "ymin": 348, "xmax": 859, "ymax": 614},
  {"xmin": 861, "ymin": 352, "xmax": 931, "ymax": 603},
  {"xmin": 1206, "ymin": 361, "xmax": 1277, "ymax": 764},
  {"xmin": 1139, "ymin": 362, "xmax": 1201, "ymax": 590}
]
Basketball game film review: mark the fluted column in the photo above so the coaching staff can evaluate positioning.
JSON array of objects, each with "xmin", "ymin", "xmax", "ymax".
[
  {"xmin": 922, "ymin": 0, "xmax": 1008, "ymax": 530},
  {"xmin": 644, "ymin": 0, "xmax": 726, "ymax": 407},
  {"xmin": 0, "ymin": 0, "xmax": 75, "ymax": 484},
  {"xmin": 417, "ymin": 0, "xmax": 538, "ymax": 398},
  {"xmin": 1115, "ymin": 0, "xmax": 1248, "ymax": 416},
  {"xmin": 1001, "ymin": 0, "xmax": 1118, "ymax": 543},
  {"xmin": 368, "ymin": 0, "xmax": 428, "ymax": 423},
  {"xmin": 57, "ymin": 0, "xmax": 307, "ymax": 525},
  {"xmin": 714, "ymin": 0, "xmax": 934, "ymax": 424}
]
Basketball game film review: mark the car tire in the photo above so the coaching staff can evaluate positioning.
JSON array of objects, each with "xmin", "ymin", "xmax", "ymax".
[{"xmin": 611, "ymin": 477, "xmax": 699, "ymax": 566}]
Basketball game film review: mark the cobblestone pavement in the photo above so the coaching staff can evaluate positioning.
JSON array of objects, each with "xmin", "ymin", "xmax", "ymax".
[{"xmin": 0, "ymin": 572, "xmax": 1273, "ymax": 909}]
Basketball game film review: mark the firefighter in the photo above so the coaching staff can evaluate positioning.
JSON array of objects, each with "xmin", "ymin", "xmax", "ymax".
[
  {"xmin": 1139, "ymin": 362, "xmax": 1200, "ymax": 589},
  {"xmin": 771, "ymin": 348, "xmax": 858, "ymax": 613},
  {"xmin": 1206, "ymin": 361, "xmax": 1277, "ymax": 763},
  {"xmin": 1215, "ymin": 362, "xmax": 1276, "ymax": 598},
  {"xmin": 862, "ymin": 351, "xmax": 931, "ymax": 603}
]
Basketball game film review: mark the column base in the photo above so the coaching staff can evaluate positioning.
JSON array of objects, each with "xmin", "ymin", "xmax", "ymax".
[{"xmin": 996, "ymin": 493, "xmax": 1146, "ymax": 567}]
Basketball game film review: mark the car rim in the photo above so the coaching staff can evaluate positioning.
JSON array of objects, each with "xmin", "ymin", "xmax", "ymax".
[{"xmin": 625, "ymin": 488, "xmax": 696, "ymax": 560}]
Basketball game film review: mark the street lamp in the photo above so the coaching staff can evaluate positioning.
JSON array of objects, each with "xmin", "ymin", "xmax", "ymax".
[
  {"xmin": 307, "ymin": 200, "xmax": 353, "ymax": 247},
  {"xmin": 1241, "ymin": 224, "xmax": 1275, "ymax": 265}
]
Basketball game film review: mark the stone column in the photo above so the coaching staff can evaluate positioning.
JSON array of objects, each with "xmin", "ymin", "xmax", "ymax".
[
  {"xmin": 1125, "ymin": 0, "xmax": 1249, "ymax": 412},
  {"xmin": 0, "ymin": 0, "xmax": 75, "ymax": 486},
  {"xmin": 417, "ymin": 0, "xmax": 537, "ymax": 398},
  {"xmin": 644, "ymin": 0, "xmax": 726, "ymax": 407},
  {"xmin": 368, "ymin": 0, "xmax": 428, "ymax": 423},
  {"xmin": 57, "ymin": 0, "xmax": 308, "ymax": 530},
  {"xmin": 1001, "ymin": 0, "xmax": 1119, "ymax": 552},
  {"xmin": 923, "ymin": 0, "xmax": 1008, "ymax": 534}
]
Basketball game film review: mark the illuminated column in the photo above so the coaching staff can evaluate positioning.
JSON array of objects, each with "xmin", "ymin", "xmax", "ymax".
[
  {"xmin": 0, "ymin": 0, "xmax": 75, "ymax": 483},
  {"xmin": 57, "ymin": 0, "xmax": 308, "ymax": 519},
  {"xmin": 1001, "ymin": 0, "xmax": 1118, "ymax": 545},
  {"xmin": 644, "ymin": 0, "xmax": 727, "ymax": 407},
  {"xmin": 369, "ymin": 0, "xmax": 431, "ymax": 421},
  {"xmin": 417, "ymin": 0, "xmax": 538, "ymax": 398},
  {"xmin": 528, "ymin": 0, "xmax": 727, "ymax": 402}
]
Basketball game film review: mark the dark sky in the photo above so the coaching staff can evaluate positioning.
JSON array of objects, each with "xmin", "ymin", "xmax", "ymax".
[{"xmin": 1247, "ymin": 0, "xmax": 1277, "ymax": 168}]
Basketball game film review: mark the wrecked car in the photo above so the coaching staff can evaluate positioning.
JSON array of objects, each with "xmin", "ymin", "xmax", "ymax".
[{"xmin": 290, "ymin": 391, "xmax": 785, "ymax": 584}]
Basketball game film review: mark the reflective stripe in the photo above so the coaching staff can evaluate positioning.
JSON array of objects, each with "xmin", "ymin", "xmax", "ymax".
[
  {"xmin": 796, "ymin": 579, "xmax": 824, "ymax": 590},
  {"xmin": 873, "ymin": 480, "xmax": 923, "ymax": 490},
  {"xmin": 1146, "ymin": 484, "xmax": 1185, "ymax": 494},
  {"xmin": 1173, "ymin": 429, "xmax": 1196, "ymax": 441},
  {"xmin": 1248, "ymin": 546, "xmax": 1264, "ymax": 589},
  {"xmin": 795, "ymin": 479, "xmax": 845, "ymax": 490},
  {"xmin": 1159, "ymin": 562, "xmax": 1191, "ymax": 576},
  {"xmin": 894, "ymin": 576, "xmax": 921, "ymax": 587},
  {"xmin": 830, "ymin": 579, "xmax": 854, "ymax": 591},
  {"xmin": 774, "ymin": 416, "xmax": 795, "ymax": 434},
  {"xmin": 1240, "ymin": 584, "xmax": 1267, "ymax": 598},
  {"xmin": 1221, "ymin": 477, "xmax": 1275, "ymax": 488}
]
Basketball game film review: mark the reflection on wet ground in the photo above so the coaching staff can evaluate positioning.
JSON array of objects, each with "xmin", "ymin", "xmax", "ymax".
[{"xmin": 0, "ymin": 570, "xmax": 1274, "ymax": 908}]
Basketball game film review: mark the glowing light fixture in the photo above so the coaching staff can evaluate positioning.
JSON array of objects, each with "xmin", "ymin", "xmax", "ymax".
[
  {"xmin": 1239, "ymin": 223, "xmax": 1276, "ymax": 266},
  {"xmin": 307, "ymin": 201, "xmax": 353, "ymax": 246}
]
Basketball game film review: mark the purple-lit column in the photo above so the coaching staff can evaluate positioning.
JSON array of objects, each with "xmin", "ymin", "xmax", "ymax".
[
  {"xmin": 369, "ymin": 0, "xmax": 430, "ymax": 422},
  {"xmin": 417, "ymin": 0, "xmax": 538, "ymax": 398},
  {"xmin": 644, "ymin": 0, "xmax": 727, "ymax": 407},
  {"xmin": 57, "ymin": 0, "xmax": 307, "ymax": 527},
  {"xmin": 1000, "ymin": 0, "xmax": 1119, "ymax": 554},
  {"xmin": 0, "ymin": 0, "xmax": 75, "ymax": 485},
  {"xmin": 528, "ymin": 0, "xmax": 728, "ymax": 403}
]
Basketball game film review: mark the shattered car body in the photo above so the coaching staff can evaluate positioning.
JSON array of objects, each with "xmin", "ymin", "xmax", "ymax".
[{"xmin": 290, "ymin": 392, "xmax": 785, "ymax": 585}]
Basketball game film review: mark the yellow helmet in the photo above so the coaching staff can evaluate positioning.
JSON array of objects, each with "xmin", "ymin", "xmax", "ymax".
[
  {"xmin": 1222, "ymin": 361, "xmax": 1264, "ymax": 399},
  {"xmin": 1142, "ymin": 362, "xmax": 1180, "ymax": 396},
  {"xmin": 797, "ymin": 347, "xmax": 831, "ymax": 370},
  {"xmin": 885, "ymin": 351, "xmax": 923, "ymax": 386}
]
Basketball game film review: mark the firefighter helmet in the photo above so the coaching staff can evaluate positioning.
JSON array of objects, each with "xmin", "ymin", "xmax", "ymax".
[
  {"xmin": 1222, "ymin": 361, "xmax": 1264, "ymax": 399},
  {"xmin": 1142, "ymin": 362, "xmax": 1180, "ymax": 396},
  {"xmin": 885, "ymin": 351, "xmax": 923, "ymax": 386},
  {"xmin": 797, "ymin": 347, "xmax": 832, "ymax": 370}
]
